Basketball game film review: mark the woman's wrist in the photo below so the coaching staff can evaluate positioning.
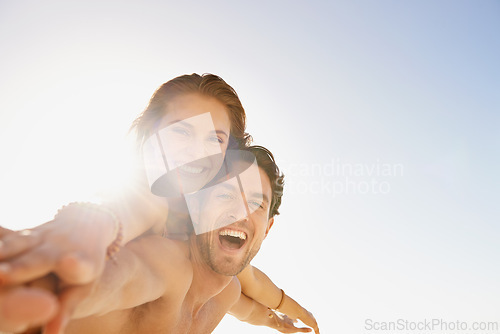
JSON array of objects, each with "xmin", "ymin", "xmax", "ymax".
[
  {"xmin": 273, "ymin": 288, "xmax": 286, "ymax": 311},
  {"xmin": 54, "ymin": 202, "xmax": 123, "ymax": 260}
]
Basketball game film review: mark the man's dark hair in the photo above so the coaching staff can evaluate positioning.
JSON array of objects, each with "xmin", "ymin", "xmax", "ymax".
[{"xmin": 246, "ymin": 145, "xmax": 284, "ymax": 218}]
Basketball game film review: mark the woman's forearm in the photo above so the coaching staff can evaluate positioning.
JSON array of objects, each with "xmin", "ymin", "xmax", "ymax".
[
  {"xmin": 104, "ymin": 173, "xmax": 168, "ymax": 244},
  {"xmin": 237, "ymin": 265, "xmax": 283, "ymax": 310}
]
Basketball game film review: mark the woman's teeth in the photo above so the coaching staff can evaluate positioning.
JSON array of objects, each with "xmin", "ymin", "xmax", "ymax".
[{"xmin": 179, "ymin": 164, "xmax": 204, "ymax": 174}]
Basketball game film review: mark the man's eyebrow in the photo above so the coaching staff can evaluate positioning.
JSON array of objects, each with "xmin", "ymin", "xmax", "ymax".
[
  {"xmin": 249, "ymin": 192, "xmax": 269, "ymax": 204},
  {"xmin": 214, "ymin": 182, "xmax": 237, "ymax": 191}
]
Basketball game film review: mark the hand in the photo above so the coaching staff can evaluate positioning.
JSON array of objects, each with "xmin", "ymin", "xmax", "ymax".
[
  {"xmin": 268, "ymin": 309, "xmax": 313, "ymax": 333},
  {"xmin": 278, "ymin": 294, "xmax": 320, "ymax": 334},
  {"xmin": 0, "ymin": 274, "xmax": 95, "ymax": 334},
  {"xmin": 0, "ymin": 283, "xmax": 58, "ymax": 333},
  {"xmin": 0, "ymin": 205, "xmax": 117, "ymax": 287},
  {"xmin": 0, "ymin": 230, "xmax": 60, "ymax": 333},
  {"xmin": 42, "ymin": 280, "xmax": 96, "ymax": 334},
  {"xmin": 0, "ymin": 211, "xmax": 114, "ymax": 333},
  {"xmin": 3, "ymin": 272, "xmax": 97, "ymax": 334}
]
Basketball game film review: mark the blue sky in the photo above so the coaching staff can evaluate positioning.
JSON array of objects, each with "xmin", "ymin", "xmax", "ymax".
[{"xmin": 1, "ymin": 1, "xmax": 499, "ymax": 333}]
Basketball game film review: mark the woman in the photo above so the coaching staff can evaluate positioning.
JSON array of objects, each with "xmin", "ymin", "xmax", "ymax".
[{"xmin": 0, "ymin": 74, "xmax": 319, "ymax": 333}]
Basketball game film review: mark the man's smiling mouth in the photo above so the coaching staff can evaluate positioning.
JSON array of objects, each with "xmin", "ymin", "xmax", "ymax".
[{"xmin": 218, "ymin": 228, "xmax": 247, "ymax": 250}]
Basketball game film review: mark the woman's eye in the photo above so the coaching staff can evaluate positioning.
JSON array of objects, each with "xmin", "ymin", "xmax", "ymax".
[
  {"xmin": 217, "ymin": 193, "xmax": 234, "ymax": 200},
  {"xmin": 208, "ymin": 136, "xmax": 223, "ymax": 144},
  {"xmin": 172, "ymin": 127, "xmax": 189, "ymax": 136}
]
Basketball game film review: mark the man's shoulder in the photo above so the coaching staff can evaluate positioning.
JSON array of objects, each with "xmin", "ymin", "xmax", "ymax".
[
  {"xmin": 127, "ymin": 234, "xmax": 192, "ymax": 279},
  {"xmin": 128, "ymin": 233, "xmax": 189, "ymax": 256}
]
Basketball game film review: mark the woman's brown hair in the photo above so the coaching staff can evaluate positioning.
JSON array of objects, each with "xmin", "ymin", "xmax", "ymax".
[{"xmin": 131, "ymin": 73, "xmax": 251, "ymax": 149}]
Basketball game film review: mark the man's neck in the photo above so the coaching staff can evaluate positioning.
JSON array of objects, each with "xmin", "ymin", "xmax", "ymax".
[
  {"xmin": 186, "ymin": 235, "xmax": 234, "ymax": 315},
  {"xmin": 164, "ymin": 197, "xmax": 191, "ymax": 237}
]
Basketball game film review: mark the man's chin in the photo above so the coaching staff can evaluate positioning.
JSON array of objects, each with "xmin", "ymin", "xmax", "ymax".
[
  {"xmin": 210, "ymin": 261, "xmax": 246, "ymax": 276},
  {"xmin": 209, "ymin": 255, "xmax": 251, "ymax": 276}
]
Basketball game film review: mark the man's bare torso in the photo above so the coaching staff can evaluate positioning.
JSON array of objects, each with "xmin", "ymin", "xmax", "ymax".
[{"xmin": 65, "ymin": 237, "xmax": 241, "ymax": 334}]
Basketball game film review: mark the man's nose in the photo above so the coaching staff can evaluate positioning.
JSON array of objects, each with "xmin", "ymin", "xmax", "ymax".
[
  {"xmin": 230, "ymin": 214, "xmax": 249, "ymax": 225},
  {"xmin": 228, "ymin": 201, "xmax": 250, "ymax": 223}
]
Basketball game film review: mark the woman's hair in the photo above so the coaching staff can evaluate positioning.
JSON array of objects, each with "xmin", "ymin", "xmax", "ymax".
[{"xmin": 131, "ymin": 73, "xmax": 251, "ymax": 149}]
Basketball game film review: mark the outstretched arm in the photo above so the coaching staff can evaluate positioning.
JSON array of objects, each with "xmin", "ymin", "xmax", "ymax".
[
  {"xmin": 103, "ymin": 172, "xmax": 169, "ymax": 244},
  {"xmin": 0, "ymin": 172, "xmax": 168, "ymax": 287},
  {"xmin": 0, "ymin": 234, "xmax": 186, "ymax": 334},
  {"xmin": 229, "ymin": 292, "xmax": 311, "ymax": 333},
  {"xmin": 237, "ymin": 265, "xmax": 320, "ymax": 333},
  {"xmin": 37, "ymin": 235, "xmax": 185, "ymax": 334}
]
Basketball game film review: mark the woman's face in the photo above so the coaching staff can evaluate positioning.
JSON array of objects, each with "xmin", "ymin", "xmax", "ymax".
[{"xmin": 143, "ymin": 93, "xmax": 232, "ymax": 196}]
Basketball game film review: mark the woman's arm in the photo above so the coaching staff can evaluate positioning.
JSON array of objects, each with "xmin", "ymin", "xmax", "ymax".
[
  {"xmin": 237, "ymin": 265, "xmax": 282, "ymax": 309},
  {"xmin": 237, "ymin": 265, "xmax": 320, "ymax": 334},
  {"xmin": 103, "ymin": 171, "xmax": 169, "ymax": 244},
  {"xmin": 228, "ymin": 292, "xmax": 312, "ymax": 333},
  {"xmin": 0, "ymin": 234, "xmax": 187, "ymax": 334},
  {"xmin": 0, "ymin": 171, "xmax": 168, "ymax": 287}
]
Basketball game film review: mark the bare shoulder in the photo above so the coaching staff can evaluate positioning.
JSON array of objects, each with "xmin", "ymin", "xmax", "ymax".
[
  {"xmin": 126, "ymin": 235, "xmax": 192, "ymax": 291},
  {"xmin": 127, "ymin": 235, "xmax": 189, "ymax": 263}
]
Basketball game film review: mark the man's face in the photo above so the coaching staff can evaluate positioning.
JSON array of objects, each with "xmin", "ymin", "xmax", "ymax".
[
  {"xmin": 194, "ymin": 166, "xmax": 274, "ymax": 276},
  {"xmin": 142, "ymin": 93, "xmax": 231, "ymax": 196}
]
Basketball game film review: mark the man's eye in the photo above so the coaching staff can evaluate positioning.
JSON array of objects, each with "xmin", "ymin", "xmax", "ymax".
[{"xmin": 248, "ymin": 200, "xmax": 264, "ymax": 209}]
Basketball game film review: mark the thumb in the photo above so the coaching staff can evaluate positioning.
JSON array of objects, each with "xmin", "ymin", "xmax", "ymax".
[
  {"xmin": 0, "ymin": 226, "xmax": 14, "ymax": 237},
  {"xmin": 55, "ymin": 252, "xmax": 102, "ymax": 285},
  {"xmin": 43, "ymin": 284, "xmax": 93, "ymax": 334}
]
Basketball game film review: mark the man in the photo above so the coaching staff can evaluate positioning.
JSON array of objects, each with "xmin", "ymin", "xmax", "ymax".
[
  {"xmin": 0, "ymin": 145, "xmax": 312, "ymax": 334},
  {"xmin": 0, "ymin": 73, "xmax": 318, "ymax": 333}
]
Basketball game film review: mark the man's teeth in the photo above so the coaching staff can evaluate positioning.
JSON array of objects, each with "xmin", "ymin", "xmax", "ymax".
[
  {"xmin": 219, "ymin": 229, "xmax": 247, "ymax": 240},
  {"xmin": 179, "ymin": 164, "xmax": 204, "ymax": 174}
]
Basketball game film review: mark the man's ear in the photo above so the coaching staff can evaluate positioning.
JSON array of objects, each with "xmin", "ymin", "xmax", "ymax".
[{"xmin": 264, "ymin": 217, "xmax": 274, "ymax": 238}]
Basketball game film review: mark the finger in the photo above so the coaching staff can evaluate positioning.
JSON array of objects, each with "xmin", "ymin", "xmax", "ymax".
[
  {"xmin": 284, "ymin": 322, "xmax": 313, "ymax": 333},
  {"xmin": 0, "ymin": 230, "xmax": 42, "ymax": 260},
  {"xmin": 289, "ymin": 311, "xmax": 318, "ymax": 334},
  {"xmin": 44, "ymin": 284, "xmax": 93, "ymax": 334},
  {"xmin": 55, "ymin": 252, "xmax": 103, "ymax": 285},
  {"xmin": 302, "ymin": 312, "xmax": 320, "ymax": 334},
  {"xmin": 300, "ymin": 319, "xmax": 319, "ymax": 334},
  {"xmin": 281, "ymin": 326, "xmax": 312, "ymax": 334},
  {"xmin": 283, "ymin": 324, "xmax": 313, "ymax": 333},
  {"xmin": 0, "ymin": 226, "xmax": 15, "ymax": 237},
  {"xmin": 0, "ymin": 286, "xmax": 59, "ymax": 332},
  {"xmin": 27, "ymin": 274, "xmax": 59, "ymax": 292},
  {"xmin": 298, "ymin": 310, "xmax": 319, "ymax": 332},
  {"xmin": 0, "ymin": 245, "xmax": 58, "ymax": 285}
]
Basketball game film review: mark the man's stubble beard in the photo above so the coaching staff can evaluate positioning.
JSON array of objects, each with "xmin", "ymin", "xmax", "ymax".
[{"xmin": 196, "ymin": 233, "xmax": 259, "ymax": 276}]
